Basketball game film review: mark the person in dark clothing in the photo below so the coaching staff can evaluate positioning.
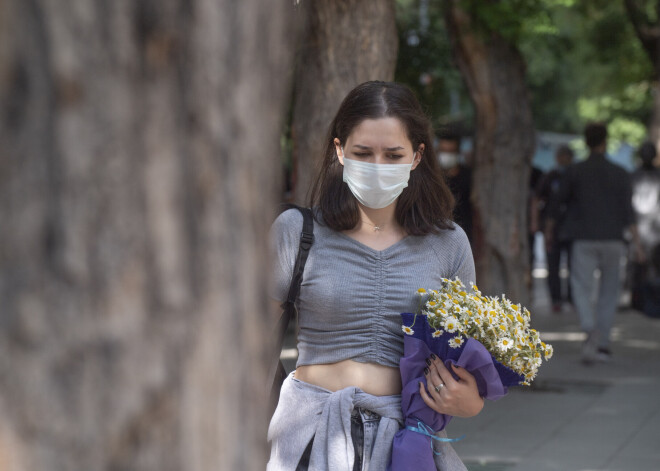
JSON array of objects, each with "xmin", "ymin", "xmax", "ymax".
[
  {"xmin": 630, "ymin": 141, "xmax": 660, "ymax": 310},
  {"xmin": 550, "ymin": 123, "xmax": 644, "ymax": 364},
  {"xmin": 528, "ymin": 165, "xmax": 544, "ymax": 276},
  {"xmin": 641, "ymin": 243, "xmax": 660, "ymax": 318},
  {"xmin": 437, "ymin": 128, "xmax": 473, "ymax": 245},
  {"xmin": 537, "ymin": 145, "xmax": 574, "ymax": 312}
]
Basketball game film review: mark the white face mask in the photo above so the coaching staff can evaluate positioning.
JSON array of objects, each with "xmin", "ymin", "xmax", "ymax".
[
  {"xmin": 438, "ymin": 152, "xmax": 460, "ymax": 169},
  {"xmin": 341, "ymin": 149, "xmax": 414, "ymax": 209}
]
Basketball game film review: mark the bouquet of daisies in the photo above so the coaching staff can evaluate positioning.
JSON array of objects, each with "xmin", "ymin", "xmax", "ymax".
[{"xmin": 390, "ymin": 278, "xmax": 552, "ymax": 471}]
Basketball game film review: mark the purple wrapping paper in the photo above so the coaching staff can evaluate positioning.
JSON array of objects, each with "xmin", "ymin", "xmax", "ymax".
[{"xmin": 389, "ymin": 312, "xmax": 525, "ymax": 471}]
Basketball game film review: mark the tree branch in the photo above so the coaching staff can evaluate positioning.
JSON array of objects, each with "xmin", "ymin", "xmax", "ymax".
[{"xmin": 624, "ymin": 0, "xmax": 660, "ymax": 66}]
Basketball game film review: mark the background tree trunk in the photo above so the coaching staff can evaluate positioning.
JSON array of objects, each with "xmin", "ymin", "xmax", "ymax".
[
  {"xmin": 624, "ymin": 0, "xmax": 660, "ymax": 154},
  {"xmin": 648, "ymin": 82, "xmax": 660, "ymax": 152},
  {"xmin": 291, "ymin": 0, "xmax": 399, "ymax": 204},
  {"xmin": 444, "ymin": 2, "xmax": 536, "ymax": 302},
  {"xmin": 0, "ymin": 1, "xmax": 292, "ymax": 469}
]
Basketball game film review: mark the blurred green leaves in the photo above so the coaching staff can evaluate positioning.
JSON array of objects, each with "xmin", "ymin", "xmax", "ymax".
[
  {"xmin": 394, "ymin": 0, "xmax": 473, "ymax": 131},
  {"xmin": 394, "ymin": 0, "xmax": 654, "ymax": 144}
]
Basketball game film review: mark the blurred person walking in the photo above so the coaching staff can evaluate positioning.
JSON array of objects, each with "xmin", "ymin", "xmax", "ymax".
[
  {"xmin": 640, "ymin": 243, "xmax": 660, "ymax": 318},
  {"xmin": 552, "ymin": 123, "xmax": 643, "ymax": 364},
  {"xmin": 536, "ymin": 145, "xmax": 575, "ymax": 312},
  {"xmin": 630, "ymin": 141, "xmax": 660, "ymax": 310},
  {"xmin": 437, "ymin": 128, "xmax": 473, "ymax": 246},
  {"xmin": 527, "ymin": 163, "xmax": 544, "ymax": 296}
]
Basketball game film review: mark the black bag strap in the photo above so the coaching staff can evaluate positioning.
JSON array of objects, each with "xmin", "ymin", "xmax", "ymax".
[
  {"xmin": 284, "ymin": 206, "xmax": 314, "ymax": 308},
  {"xmin": 272, "ymin": 205, "xmax": 314, "ymax": 372}
]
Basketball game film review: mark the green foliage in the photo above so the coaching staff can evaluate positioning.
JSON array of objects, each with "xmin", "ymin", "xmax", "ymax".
[
  {"xmin": 577, "ymin": 82, "xmax": 650, "ymax": 145},
  {"xmin": 394, "ymin": 0, "xmax": 473, "ymax": 131},
  {"xmin": 394, "ymin": 0, "xmax": 654, "ymax": 142},
  {"xmin": 625, "ymin": 0, "xmax": 660, "ymax": 25},
  {"xmin": 460, "ymin": 0, "xmax": 576, "ymax": 43},
  {"xmin": 520, "ymin": 0, "xmax": 653, "ymax": 138}
]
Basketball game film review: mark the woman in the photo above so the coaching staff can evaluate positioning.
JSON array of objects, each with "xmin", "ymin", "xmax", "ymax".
[{"xmin": 268, "ymin": 81, "xmax": 482, "ymax": 470}]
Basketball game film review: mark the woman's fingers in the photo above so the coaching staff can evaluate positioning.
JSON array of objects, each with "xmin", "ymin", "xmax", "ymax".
[
  {"xmin": 450, "ymin": 363, "xmax": 476, "ymax": 385},
  {"xmin": 429, "ymin": 355, "xmax": 455, "ymax": 387},
  {"xmin": 425, "ymin": 364, "xmax": 446, "ymax": 395},
  {"xmin": 420, "ymin": 378, "xmax": 448, "ymax": 412},
  {"xmin": 419, "ymin": 381, "xmax": 434, "ymax": 407}
]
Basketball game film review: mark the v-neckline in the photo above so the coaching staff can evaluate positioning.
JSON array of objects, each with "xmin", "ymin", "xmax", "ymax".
[{"xmin": 338, "ymin": 231, "xmax": 412, "ymax": 255}]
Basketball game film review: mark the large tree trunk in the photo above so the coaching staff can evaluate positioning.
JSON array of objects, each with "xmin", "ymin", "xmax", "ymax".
[
  {"xmin": 0, "ymin": 1, "xmax": 292, "ymax": 470},
  {"xmin": 291, "ymin": 0, "xmax": 398, "ymax": 204},
  {"xmin": 649, "ymin": 82, "xmax": 660, "ymax": 151},
  {"xmin": 624, "ymin": 0, "xmax": 660, "ymax": 154},
  {"xmin": 444, "ymin": 2, "xmax": 536, "ymax": 302}
]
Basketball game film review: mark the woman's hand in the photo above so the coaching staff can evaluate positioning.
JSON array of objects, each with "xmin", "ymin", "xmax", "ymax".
[{"xmin": 419, "ymin": 354, "xmax": 484, "ymax": 418}]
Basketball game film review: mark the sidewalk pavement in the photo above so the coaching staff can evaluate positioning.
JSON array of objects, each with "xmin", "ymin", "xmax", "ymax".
[{"xmin": 280, "ymin": 281, "xmax": 660, "ymax": 471}]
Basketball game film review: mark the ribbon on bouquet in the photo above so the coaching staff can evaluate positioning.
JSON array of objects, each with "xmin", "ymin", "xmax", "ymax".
[{"xmin": 405, "ymin": 420, "xmax": 465, "ymax": 456}]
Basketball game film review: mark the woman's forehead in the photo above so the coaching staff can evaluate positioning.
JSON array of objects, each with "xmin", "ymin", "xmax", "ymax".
[{"xmin": 346, "ymin": 117, "xmax": 411, "ymax": 149}]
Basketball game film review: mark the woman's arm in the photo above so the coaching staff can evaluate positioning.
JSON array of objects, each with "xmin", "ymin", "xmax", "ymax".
[{"xmin": 419, "ymin": 354, "xmax": 484, "ymax": 418}]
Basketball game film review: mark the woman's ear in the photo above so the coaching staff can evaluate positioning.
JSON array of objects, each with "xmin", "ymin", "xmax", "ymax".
[
  {"xmin": 412, "ymin": 144, "xmax": 424, "ymax": 170},
  {"xmin": 334, "ymin": 138, "xmax": 344, "ymax": 165}
]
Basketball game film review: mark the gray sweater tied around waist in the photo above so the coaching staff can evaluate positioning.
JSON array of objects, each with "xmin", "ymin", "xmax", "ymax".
[{"xmin": 267, "ymin": 373, "xmax": 467, "ymax": 471}]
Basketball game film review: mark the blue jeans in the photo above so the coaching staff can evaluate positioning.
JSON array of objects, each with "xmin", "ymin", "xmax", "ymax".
[
  {"xmin": 351, "ymin": 408, "xmax": 380, "ymax": 471},
  {"xmin": 296, "ymin": 408, "xmax": 381, "ymax": 471},
  {"xmin": 570, "ymin": 240, "xmax": 625, "ymax": 348}
]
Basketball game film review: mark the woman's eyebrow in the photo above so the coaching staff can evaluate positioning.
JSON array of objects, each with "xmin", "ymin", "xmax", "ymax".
[{"xmin": 351, "ymin": 144, "xmax": 405, "ymax": 151}]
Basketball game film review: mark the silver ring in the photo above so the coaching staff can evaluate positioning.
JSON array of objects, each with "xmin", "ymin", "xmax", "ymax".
[{"xmin": 434, "ymin": 383, "xmax": 445, "ymax": 393}]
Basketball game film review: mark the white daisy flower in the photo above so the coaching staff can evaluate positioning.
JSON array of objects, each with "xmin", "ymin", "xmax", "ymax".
[
  {"xmin": 543, "ymin": 344, "xmax": 554, "ymax": 360},
  {"xmin": 449, "ymin": 336, "xmax": 464, "ymax": 348},
  {"xmin": 498, "ymin": 337, "xmax": 514, "ymax": 351},
  {"xmin": 443, "ymin": 316, "xmax": 460, "ymax": 333}
]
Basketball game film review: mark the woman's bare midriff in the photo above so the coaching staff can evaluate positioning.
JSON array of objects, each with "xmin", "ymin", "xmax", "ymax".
[{"xmin": 294, "ymin": 359, "xmax": 402, "ymax": 396}]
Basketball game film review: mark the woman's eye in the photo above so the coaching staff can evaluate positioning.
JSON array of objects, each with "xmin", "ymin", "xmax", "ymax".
[
  {"xmin": 354, "ymin": 152, "xmax": 370, "ymax": 157},
  {"xmin": 389, "ymin": 154, "xmax": 404, "ymax": 160}
]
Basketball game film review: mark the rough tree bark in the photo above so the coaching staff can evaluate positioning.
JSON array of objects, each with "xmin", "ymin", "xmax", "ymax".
[
  {"xmin": 291, "ymin": 0, "xmax": 399, "ymax": 204},
  {"xmin": 0, "ymin": 1, "xmax": 292, "ymax": 470},
  {"xmin": 624, "ymin": 0, "xmax": 660, "ymax": 153},
  {"xmin": 444, "ymin": 2, "xmax": 536, "ymax": 302}
]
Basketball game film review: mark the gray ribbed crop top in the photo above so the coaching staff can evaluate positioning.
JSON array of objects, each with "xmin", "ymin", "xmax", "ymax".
[{"xmin": 270, "ymin": 208, "xmax": 476, "ymax": 368}]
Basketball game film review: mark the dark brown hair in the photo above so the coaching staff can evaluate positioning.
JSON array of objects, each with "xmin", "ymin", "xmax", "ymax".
[
  {"xmin": 436, "ymin": 124, "xmax": 462, "ymax": 149},
  {"xmin": 584, "ymin": 122, "xmax": 608, "ymax": 149},
  {"xmin": 639, "ymin": 141, "xmax": 657, "ymax": 166},
  {"xmin": 556, "ymin": 144, "xmax": 574, "ymax": 160},
  {"xmin": 307, "ymin": 81, "xmax": 455, "ymax": 235}
]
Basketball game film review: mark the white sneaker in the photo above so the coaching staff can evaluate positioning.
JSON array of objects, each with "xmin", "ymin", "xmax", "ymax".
[
  {"xmin": 581, "ymin": 333, "xmax": 597, "ymax": 365},
  {"xmin": 595, "ymin": 348, "xmax": 612, "ymax": 363}
]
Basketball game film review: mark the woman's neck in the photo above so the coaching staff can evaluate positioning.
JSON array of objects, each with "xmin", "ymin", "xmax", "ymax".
[
  {"xmin": 358, "ymin": 205, "xmax": 397, "ymax": 233},
  {"xmin": 342, "ymin": 203, "xmax": 406, "ymax": 251}
]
